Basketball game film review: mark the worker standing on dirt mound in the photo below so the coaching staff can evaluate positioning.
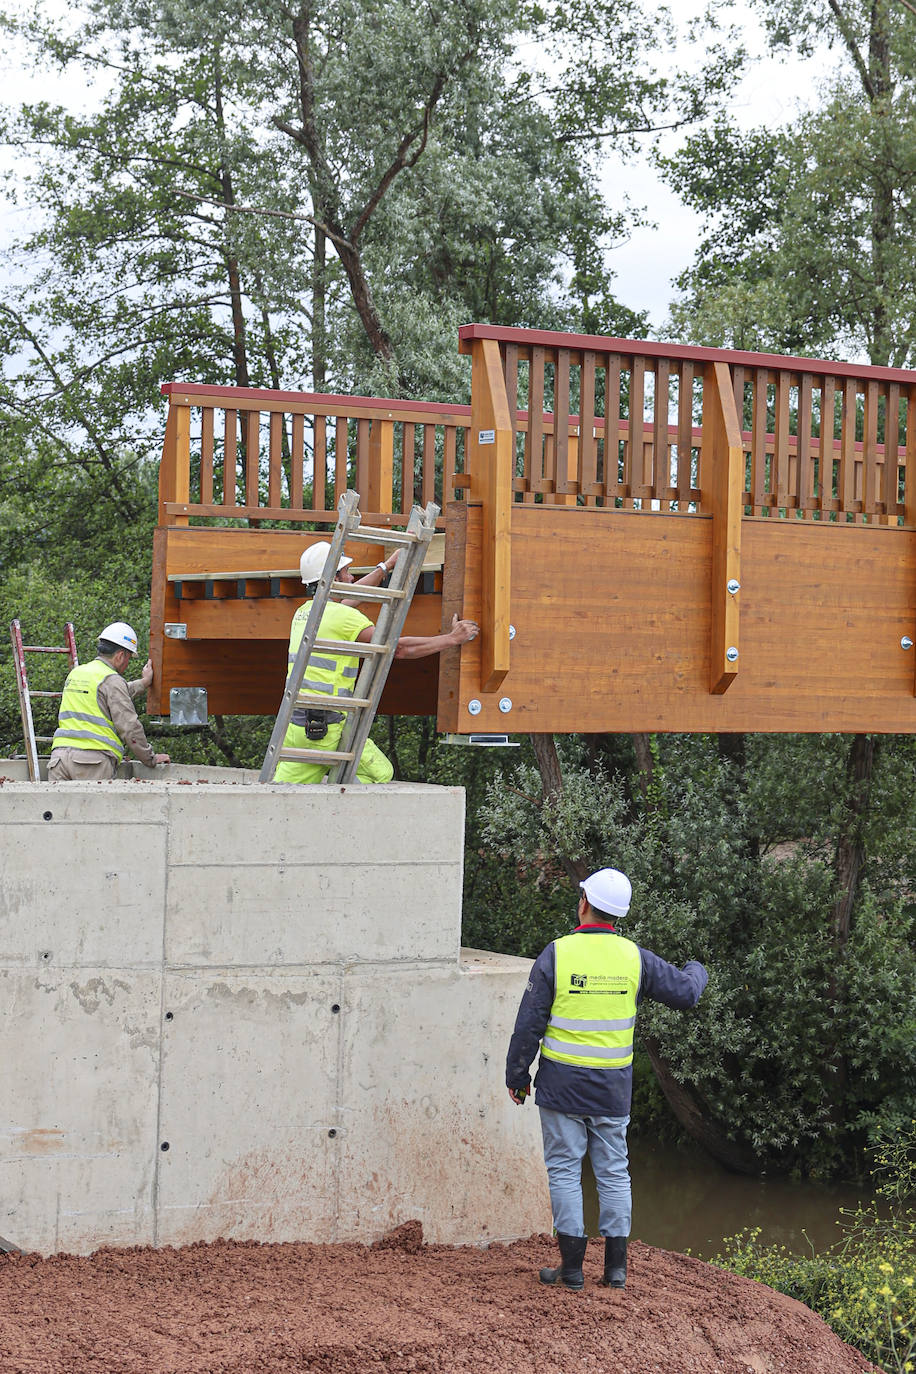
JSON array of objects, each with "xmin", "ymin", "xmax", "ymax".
[
  {"xmin": 276, "ymin": 544, "xmax": 478, "ymax": 784},
  {"xmin": 506, "ymin": 867, "xmax": 707, "ymax": 1292},
  {"xmin": 48, "ymin": 622, "xmax": 170, "ymax": 782}
]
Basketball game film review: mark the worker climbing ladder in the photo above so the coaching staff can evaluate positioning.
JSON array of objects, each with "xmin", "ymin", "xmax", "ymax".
[
  {"xmin": 259, "ymin": 489, "xmax": 440, "ymax": 784},
  {"xmin": 9, "ymin": 620, "xmax": 79, "ymax": 781}
]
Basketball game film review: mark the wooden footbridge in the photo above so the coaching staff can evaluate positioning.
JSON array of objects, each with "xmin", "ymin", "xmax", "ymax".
[{"xmin": 150, "ymin": 324, "xmax": 916, "ymax": 735}]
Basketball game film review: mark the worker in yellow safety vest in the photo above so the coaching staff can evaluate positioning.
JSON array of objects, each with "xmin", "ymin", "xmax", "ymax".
[
  {"xmin": 275, "ymin": 543, "xmax": 479, "ymax": 785},
  {"xmin": 48, "ymin": 622, "xmax": 171, "ymax": 782},
  {"xmin": 506, "ymin": 867, "xmax": 708, "ymax": 1291}
]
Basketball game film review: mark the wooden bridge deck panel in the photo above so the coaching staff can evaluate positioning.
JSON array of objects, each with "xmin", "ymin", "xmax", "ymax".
[{"xmin": 437, "ymin": 504, "xmax": 916, "ymax": 734}]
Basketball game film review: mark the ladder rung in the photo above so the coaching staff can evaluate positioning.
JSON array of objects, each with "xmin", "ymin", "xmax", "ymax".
[
  {"xmin": 296, "ymin": 693, "xmax": 371, "ymax": 711},
  {"xmin": 329, "ymin": 584, "xmax": 404, "ymax": 602},
  {"xmin": 21, "ymin": 645, "xmax": 72, "ymax": 654},
  {"xmin": 34, "ymin": 735, "xmax": 54, "ymax": 742},
  {"xmin": 346, "ymin": 526, "xmax": 419, "ymax": 545},
  {"xmin": 28, "ymin": 691, "xmax": 63, "ymax": 699},
  {"xmin": 314, "ymin": 638, "xmax": 388, "ymax": 657},
  {"xmin": 277, "ymin": 746, "xmax": 355, "ymax": 764}
]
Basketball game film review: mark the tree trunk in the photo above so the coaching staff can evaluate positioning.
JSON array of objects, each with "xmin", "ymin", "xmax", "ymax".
[
  {"xmin": 312, "ymin": 224, "xmax": 327, "ymax": 391},
  {"xmin": 643, "ymin": 1036, "xmax": 761, "ymax": 1175},
  {"xmin": 632, "ymin": 732, "xmax": 655, "ymax": 806},
  {"xmin": 832, "ymin": 733, "xmax": 877, "ymax": 947},
  {"xmin": 527, "ymin": 733, "xmax": 590, "ymax": 884}
]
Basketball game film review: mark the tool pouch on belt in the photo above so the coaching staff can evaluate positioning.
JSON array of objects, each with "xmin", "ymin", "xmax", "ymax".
[{"xmin": 292, "ymin": 707, "xmax": 345, "ymax": 741}]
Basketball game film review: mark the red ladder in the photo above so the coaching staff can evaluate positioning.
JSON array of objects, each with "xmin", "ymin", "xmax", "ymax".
[{"xmin": 9, "ymin": 620, "xmax": 79, "ymax": 781}]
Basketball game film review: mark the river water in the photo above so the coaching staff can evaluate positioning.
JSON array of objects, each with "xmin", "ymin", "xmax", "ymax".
[{"xmin": 582, "ymin": 1137, "xmax": 871, "ymax": 1259}]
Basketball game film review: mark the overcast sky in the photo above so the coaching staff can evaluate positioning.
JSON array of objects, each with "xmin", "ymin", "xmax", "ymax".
[
  {"xmin": 602, "ymin": 11, "xmax": 825, "ymax": 332},
  {"xmin": 0, "ymin": 2, "xmax": 825, "ymax": 337}
]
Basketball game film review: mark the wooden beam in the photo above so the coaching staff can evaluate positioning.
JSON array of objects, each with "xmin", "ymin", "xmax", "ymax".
[
  {"xmin": 157, "ymin": 402, "xmax": 191, "ymax": 527},
  {"xmin": 468, "ymin": 337, "xmax": 512, "ymax": 692},
  {"xmin": 704, "ymin": 361, "xmax": 744, "ymax": 694}
]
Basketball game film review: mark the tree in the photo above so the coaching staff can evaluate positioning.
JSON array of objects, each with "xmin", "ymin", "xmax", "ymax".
[{"xmin": 473, "ymin": 732, "xmax": 916, "ymax": 1177}]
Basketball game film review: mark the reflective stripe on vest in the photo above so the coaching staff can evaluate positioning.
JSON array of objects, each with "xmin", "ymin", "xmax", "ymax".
[
  {"xmin": 52, "ymin": 659, "xmax": 124, "ymax": 760},
  {"xmin": 287, "ymin": 601, "xmax": 363, "ymax": 699},
  {"xmin": 540, "ymin": 931, "xmax": 641, "ymax": 1071}
]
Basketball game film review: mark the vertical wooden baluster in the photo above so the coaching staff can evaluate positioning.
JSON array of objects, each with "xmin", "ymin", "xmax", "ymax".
[
  {"xmin": 444, "ymin": 426, "xmax": 457, "ymax": 501},
  {"xmin": 580, "ymin": 350, "xmax": 598, "ymax": 504},
  {"xmin": 401, "ymin": 422, "xmax": 416, "ymax": 514},
  {"xmin": 863, "ymin": 379, "xmax": 879, "ymax": 521},
  {"xmin": 224, "ymin": 409, "xmax": 238, "ymax": 508},
  {"xmin": 677, "ymin": 361, "xmax": 695, "ymax": 507},
  {"xmin": 751, "ymin": 370, "xmax": 768, "ymax": 515},
  {"xmin": 527, "ymin": 344, "xmax": 545, "ymax": 495},
  {"xmin": 200, "ymin": 407, "xmax": 214, "ymax": 506},
  {"xmin": 882, "ymin": 383, "xmax": 901, "ymax": 525},
  {"xmin": 627, "ymin": 357, "xmax": 645, "ymax": 505},
  {"xmin": 356, "ymin": 417, "xmax": 370, "ymax": 500},
  {"xmin": 334, "ymin": 417, "xmax": 349, "ymax": 507},
  {"xmin": 839, "ymin": 377, "xmax": 858, "ymax": 518},
  {"xmin": 654, "ymin": 358, "xmax": 670, "ymax": 508},
  {"xmin": 774, "ymin": 371, "xmax": 790, "ymax": 512},
  {"xmin": 819, "ymin": 377, "xmax": 836, "ymax": 515},
  {"xmin": 268, "ymin": 411, "xmax": 283, "ymax": 509},
  {"xmin": 796, "ymin": 375, "xmax": 812, "ymax": 519},
  {"xmin": 605, "ymin": 354, "xmax": 622, "ymax": 504},
  {"xmin": 554, "ymin": 350, "xmax": 573, "ymax": 496},
  {"xmin": 245, "ymin": 410, "xmax": 260, "ymax": 511},
  {"xmin": 291, "ymin": 412, "xmax": 306, "ymax": 512},
  {"xmin": 367, "ymin": 417, "xmax": 393, "ymax": 515},
  {"xmin": 542, "ymin": 353, "xmax": 557, "ymax": 496},
  {"xmin": 905, "ymin": 390, "xmax": 916, "ymax": 529},
  {"xmin": 422, "ymin": 421, "xmax": 436, "ymax": 507},
  {"xmin": 309, "ymin": 415, "xmax": 324, "ymax": 512}
]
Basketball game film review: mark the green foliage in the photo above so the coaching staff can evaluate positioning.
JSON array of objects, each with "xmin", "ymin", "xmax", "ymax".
[
  {"xmin": 476, "ymin": 733, "xmax": 916, "ymax": 1176},
  {"xmin": 662, "ymin": 0, "xmax": 916, "ymax": 367},
  {"xmin": 714, "ymin": 1123, "xmax": 916, "ymax": 1372}
]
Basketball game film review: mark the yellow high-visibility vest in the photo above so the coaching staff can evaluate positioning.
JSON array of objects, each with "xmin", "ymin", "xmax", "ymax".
[
  {"xmin": 52, "ymin": 659, "xmax": 123, "ymax": 760},
  {"xmin": 540, "ymin": 931, "xmax": 641, "ymax": 1070},
  {"xmin": 287, "ymin": 600, "xmax": 369, "ymax": 699}
]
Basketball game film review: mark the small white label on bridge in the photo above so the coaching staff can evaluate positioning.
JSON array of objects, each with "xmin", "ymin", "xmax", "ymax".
[{"xmin": 478, "ymin": 429, "xmax": 495, "ymax": 444}]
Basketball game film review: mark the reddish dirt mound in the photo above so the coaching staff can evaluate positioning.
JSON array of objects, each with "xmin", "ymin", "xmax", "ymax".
[{"xmin": 0, "ymin": 1231, "xmax": 881, "ymax": 1374}]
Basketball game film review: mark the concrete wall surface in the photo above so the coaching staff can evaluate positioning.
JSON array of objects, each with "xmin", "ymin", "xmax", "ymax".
[{"xmin": 0, "ymin": 774, "xmax": 550, "ymax": 1255}]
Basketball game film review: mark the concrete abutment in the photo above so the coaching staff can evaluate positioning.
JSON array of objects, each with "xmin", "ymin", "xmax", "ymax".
[{"xmin": 0, "ymin": 767, "xmax": 549, "ymax": 1254}]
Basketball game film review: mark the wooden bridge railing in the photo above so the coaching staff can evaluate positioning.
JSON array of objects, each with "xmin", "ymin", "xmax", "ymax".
[
  {"xmin": 157, "ymin": 384, "xmax": 475, "ymax": 529},
  {"xmin": 457, "ymin": 324, "xmax": 916, "ymax": 697},
  {"xmin": 157, "ymin": 335, "xmax": 916, "ymax": 701}
]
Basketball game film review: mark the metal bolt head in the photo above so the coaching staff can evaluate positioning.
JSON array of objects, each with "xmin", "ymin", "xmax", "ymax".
[
  {"xmin": 726, "ymin": 646, "xmax": 739, "ymax": 663},
  {"xmin": 467, "ymin": 699, "xmax": 482, "ymax": 716},
  {"xmin": 902, "ymin": 637, "xmax": 914, "ymax": 651},
  {"xmin": 498, "ymin": 697, "xmax": 513, "ymax": 714},
  {"xmin": 727, "ymin": 579, "xmax": 741, "ymax": 595},
  {"xmin": 508, "ymin": 624, "xmax": 517, "ymax": 640}
]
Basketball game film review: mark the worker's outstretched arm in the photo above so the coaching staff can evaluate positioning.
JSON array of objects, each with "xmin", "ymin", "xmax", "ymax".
[
  {"xmin": 339, "ymin": 552, "xmax": 400, "ymax": 607},
  {"xmin": 356, "ymin": 613, "xmax": 479, "ymax": 659}
]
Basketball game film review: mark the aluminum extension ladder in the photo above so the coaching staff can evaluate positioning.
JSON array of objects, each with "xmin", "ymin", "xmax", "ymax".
[
  {"xmin": 259, "ymin": 489, "xmax": 439, "ymax": 784},
  {"xmin": 9, "ymin": 620, "xmax": 79, "ymax": 781}
]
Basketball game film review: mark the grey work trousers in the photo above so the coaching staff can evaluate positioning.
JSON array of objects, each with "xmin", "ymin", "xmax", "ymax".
[{"xmin": 47, "ymin": 748, "xmax": 118, "ymax": 782}]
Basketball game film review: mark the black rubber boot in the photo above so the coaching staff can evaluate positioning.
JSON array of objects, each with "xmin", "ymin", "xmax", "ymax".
[
  {"xmin": 598, "ymin": 1236, "xmax": 627, "ymax": 1288},
  {"xmin": 538, "ymin": 1233, "xmax": 588, "ymax": 1290}
]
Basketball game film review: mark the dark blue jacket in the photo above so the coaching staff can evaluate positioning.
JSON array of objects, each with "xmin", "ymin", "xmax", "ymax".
[{"xmin": 505, "ymin": 924, "xmax": 708, "ymax": 1118}]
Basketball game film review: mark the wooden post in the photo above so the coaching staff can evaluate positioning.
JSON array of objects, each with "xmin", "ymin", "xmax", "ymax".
[
  {"xmin": 703, "ymin": 361, "xmax": 744, "ymax": 694},
  {"xmin": 469, "ymin": 337, "xmax": 512, "ymax": 692},
  {"xmin": 157, "ymin": 399, "xmax": 191, "ymax": 527},
  {"xmin": 367, "ymin": 417, "xmax": 394, "ymax": 515}
]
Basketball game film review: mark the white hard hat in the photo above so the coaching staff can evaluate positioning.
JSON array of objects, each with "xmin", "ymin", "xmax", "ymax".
[
  {"xmin": 299, "ymin": 542, "xmax": 352, "ymax": 584},
  {"xmin": 580, "ymin": 868, "xmax": 632, "ymax": 918},
  {"xmin": 99, "ymin": 622, "xmax": 138, "ymax": 654}
]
